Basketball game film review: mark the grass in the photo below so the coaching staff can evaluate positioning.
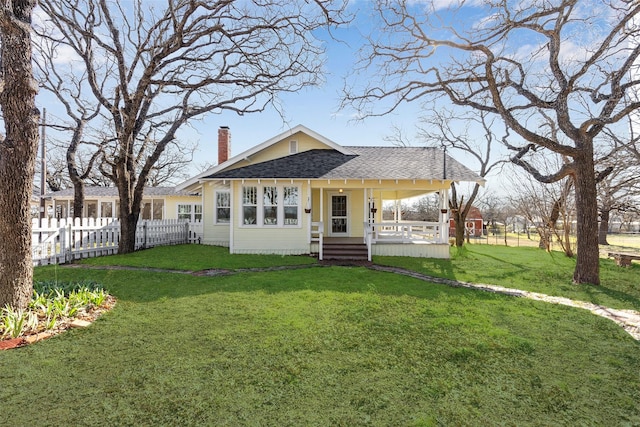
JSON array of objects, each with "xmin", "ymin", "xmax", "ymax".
[
  {"xmin": 0, "ymin": 245, "xmax": 638, "ymax": 425},
  {"xmin": 76, "ymin": 244, "xmax": 316, "ymax": 270},
  {"xmin": 375, "ymin": 244, "xmax": 640, "ymax": 311}
]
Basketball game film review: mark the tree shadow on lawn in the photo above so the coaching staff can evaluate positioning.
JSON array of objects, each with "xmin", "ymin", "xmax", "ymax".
[
  {"xmin": 579, "ymin": 265, "xmax": 640, "ymax": 310},
  {"xmin": 35, "ymin": 264, "xmax": 505, "ymax": 305}
]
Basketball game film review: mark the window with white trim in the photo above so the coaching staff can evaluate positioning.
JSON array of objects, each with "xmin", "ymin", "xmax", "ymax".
[
  {"xmin": 241, "ymin": 184, "xmax": 300, "ymax": 227},
  {"xmin": 215, "ymin": 191, "xmax": 231, "ymax": 224},
  {"xmin": 177, "ymin": 203, "xmax": 203, "ymax": 222},
  {"xmin": 283, "ymin": 186, "xmax": 299, "ymax": 225},
  {"xmin": 242, "ymin": 186, "xmax": 258, "ymax": 225},
  {"xmin": 263, "ymin": 186, "xmax": 278, "ymax": 225}
]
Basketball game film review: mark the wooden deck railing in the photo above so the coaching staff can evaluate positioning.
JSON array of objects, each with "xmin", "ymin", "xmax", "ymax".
[
  {"xmin": 371, "ymin": 221, "xmax": 442, "ymax": 243},
  {"xmin": 311, "ymin": 221, "xmax": 324, "ymax": 260}
]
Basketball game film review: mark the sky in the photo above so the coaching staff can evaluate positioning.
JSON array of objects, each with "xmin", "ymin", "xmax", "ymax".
[
  {"xmin": 180, "ymin": 19, "xmax": 432, "ymax": 175},
  {"xmin": 34, "ymin": 0, "xmax": 594, "ymax": 197},
  {"xmin": 35, "ymin": 1, "xmax": 460, "ymax": 187}
]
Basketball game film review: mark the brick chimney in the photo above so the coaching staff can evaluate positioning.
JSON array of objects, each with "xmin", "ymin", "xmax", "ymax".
[{"xmin": 218, "ymin": 126, "xmax": 231, "ymax": 165}]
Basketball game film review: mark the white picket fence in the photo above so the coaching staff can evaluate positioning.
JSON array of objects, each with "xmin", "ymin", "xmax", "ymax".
[{"xmin": 31, "ymin": 217, "xmax": 203, "ymax": 266}]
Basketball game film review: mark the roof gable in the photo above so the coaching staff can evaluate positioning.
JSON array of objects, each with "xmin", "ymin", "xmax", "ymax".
[
  {"xmin": 207, "ymin": 146, "xmax": 482, "ymax": 182},
  {"xmin": 177, "ymin": 124, "xmax": 353, "ymax": 190}
]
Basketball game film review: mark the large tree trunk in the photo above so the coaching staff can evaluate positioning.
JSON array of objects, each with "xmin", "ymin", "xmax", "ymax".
[
  {"xmin": 0, "ymin": 0, "xmax": 40, "ymax": 309},
  {"xmin": 573, "ymin": 153, "xmax": 600, "ymax": 285},
  {"xmin": 119, "ymin": 212, "xmax": 139, "ymax": 254},
  {"xmin": 455, "ymin": 220, "xmax": 465, "ymax": 247},
  {"xmin": 452, "ymin": 210, "xmax": 466, "ymax": 247},
  {"xmin": 598, "ymin": 208, "xmax": 610, "ymax": 246},
  {"xmin": 72, "ymin": 181, "xmax": 84, "ymax": 218},
  {"xmin": 116, "ymin": 176, "xmax": 143, "ymax": 254}
]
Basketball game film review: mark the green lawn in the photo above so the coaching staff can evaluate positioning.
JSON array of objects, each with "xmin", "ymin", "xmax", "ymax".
[
  {"xmin": 376, "ymin": 244, "xmax": 640, "ymax": 311},
  {"xmin": 0, "ymin": 245, "xmax": 638, "ymax": 425},
  {"xmin": 77, "ymin": 244, "xmax": 317, "ymax": 271}
]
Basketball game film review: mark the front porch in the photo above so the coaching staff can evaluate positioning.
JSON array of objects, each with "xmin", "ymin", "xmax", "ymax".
[
  {"xmin": 310, "ymin": 220, "xmax": 451, "ymax": 261},
  {"xmin": 306, "ymin": 183, "xmax": 451, "ymax": 261}
]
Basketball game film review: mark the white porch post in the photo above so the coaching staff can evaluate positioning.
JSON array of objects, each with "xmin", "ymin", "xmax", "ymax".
[
  {"xmin": 320, "ymin": 188, "xmax": 323, "ymax": 224},
  {"xmin": 363, "ymin": 189, "xmax": 368, "ymax": 224},
  {"xmin": 307, "ymin": 181, "xmax": 312, "ymax": 243},
  {"xmin": 440, "ymin": 188, "xmax": 449, "ymax": 243},
  {"xmin": 229, "ymin": 182, "xmax": 235, "ymax": 253}
]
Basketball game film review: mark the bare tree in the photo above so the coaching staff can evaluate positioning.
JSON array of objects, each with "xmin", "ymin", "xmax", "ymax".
[
  {"xmin": 344, "ymin": 0, "xmax": 640, "ymax": 284},
  {"xmin": 37, "ymin": 82, "xmax": 105, "ymax": 217},
  {"xmin": 508, "ymin": 173, "xmax": 576, "ymax": 256},
  {"xmin": 37, "ymin": 0, "xmax": 348, "ymax": 253},
  {"xmin": 419, "ymin": 109, "xmax": 504, "ymax": 246},
  {"xmin": 477, "ymin": 192, "xmax": 515, "ymax": 246},
  {"xmin": 597, "ymin": 150, "xmax": 640, "ymax": 244},
  {"xmin": 45, "ymin": 148, "xmax": 69, "ymax": 192},
  {"xmin": 0, "ymin": 0, "xmax": 39, "ymax": 309}
]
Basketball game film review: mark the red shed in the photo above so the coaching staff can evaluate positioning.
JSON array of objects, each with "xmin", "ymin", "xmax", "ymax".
[{"xmin": 449, "ymin": 206, "xmax": 483, "ymax": 237}]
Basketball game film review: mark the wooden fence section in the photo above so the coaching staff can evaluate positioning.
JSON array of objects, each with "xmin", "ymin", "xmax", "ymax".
[{"xmin": 32, "ymin": 218, "xmax": 203, "ymax": 266}]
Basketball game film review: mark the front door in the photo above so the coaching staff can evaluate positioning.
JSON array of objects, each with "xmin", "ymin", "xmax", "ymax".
[{"xmin": 330, "ymin": 194, "xmax": 348, "ymax": 236}]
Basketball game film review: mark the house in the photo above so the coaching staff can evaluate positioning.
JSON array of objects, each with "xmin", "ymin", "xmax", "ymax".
[
  {"xmin": 46, "ymin": 186, "xmax": 202, "ymax": 221},
  {"xmin": 177, "ymin": 125, "xmax": 483, "ymax": 260}
]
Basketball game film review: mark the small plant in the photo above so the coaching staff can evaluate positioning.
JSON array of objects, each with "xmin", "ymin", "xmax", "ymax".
[
  {"xmin": 1, "ymin": 281, "xmax": 112, "ymax": 341},
  {"xmin": 1, "ymin": 306, "xmax": 39, "ymax": 339}
]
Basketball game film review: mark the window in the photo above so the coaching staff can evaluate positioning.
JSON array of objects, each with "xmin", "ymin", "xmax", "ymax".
[
  {"xmin": 142, "ymin": 199, "xmax": 164, "ymax": 220},
  {"xmin": 178, "ymin": 204, "xmax": 192, "ymax": 221},
  {"xmin": 177, "ymin": 203, "xmax": 203, "ymax": 222},
  {"xmin": 142, "ymin": 200, "xmax": 152, "ymax": 220},
  {"xmin": 242, "ymin": 186, "xmax": 257, "ymax": 225},
  {"xmin": 215, "ymin": 191, "xmax": 230, "ymax": 224},
  {"xmin": 240, "ymin": 184, "xmax": 300, "ymax": 227},
  {"xmin": 289, "ymin": 140, "xmax": 298, "ymax": 154},
  {"xmin": 153, "ymin": 200, "xmax": 164, "ymax": 220},
  {"xmin": 85, "ymin": 201, "xmax": 98, "ymax": 219},
  {"xmin": 283, "ymin": 186, "xmax": 299, "ymax": 225},
  {"xmin": 100, "ymin": 202, "xmax": 114, "ymax": 218},
  {"xmin": 263, "ymin": 186, "xmax": 278, "ymax": 225}
]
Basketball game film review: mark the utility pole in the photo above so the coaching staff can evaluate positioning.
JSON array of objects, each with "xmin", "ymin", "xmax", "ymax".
[
  {"xmin": 39, "ymin": 108, "xmax": 46, "ymax": 220},
  {"xmin": 442, "ymin": 145, "xmax": 447, "ymax": 180}
]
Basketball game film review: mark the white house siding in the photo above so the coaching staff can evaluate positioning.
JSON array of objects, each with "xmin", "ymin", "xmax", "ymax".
[
  {"xmin": 201, "ymin": 181, "xmax": 231, "ymax": 246},
  {"xmin": 232, "ymin": 228, "xmax": 310, "ymax": 254},
  {"xmin": 230, "ymin": 180, "xmax": 311, "ymax": 254},
  {"xmin": 229, "ymin": 132, "xmax": 331, "ymax": 169},
  {"xmin": 372, "ymin": 243, "xmax": 450, "ymax": 259},
  {"xmin": 165, "ymin": 196, "xmax": 204, "ymax": 220}
]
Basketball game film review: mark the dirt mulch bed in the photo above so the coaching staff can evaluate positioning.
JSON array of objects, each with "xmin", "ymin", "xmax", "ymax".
[{"xmin": 0, "ymin": 295, "xmax": 116, "ymax": 351}]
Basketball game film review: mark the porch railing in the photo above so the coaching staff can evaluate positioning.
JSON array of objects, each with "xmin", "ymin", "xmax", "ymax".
[
  {"xmin": 370, "ymin": 221, "xmax": 441, "ymax": 243},
  {"xmin": 364, "ymin": 222, "xmax": 373, "ymax": 261},
  {"xmin": 311, "ymin": 221, "xmax": 324, "ymax": 260}
]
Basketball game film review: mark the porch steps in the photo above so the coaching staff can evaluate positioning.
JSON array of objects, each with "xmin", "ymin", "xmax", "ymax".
[{"xmin": 322, "ymin": 241, "xmax": 368, "ymax": 261}]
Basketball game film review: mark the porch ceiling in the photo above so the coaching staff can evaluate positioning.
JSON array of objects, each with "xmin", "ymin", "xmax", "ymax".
[
  {"xmin": 309, "ymin": 186, "xmax": 439, "ymax": 201},
  {"xmin": 379, "ymin": 189, "xmax": 435, "ymax": 200}
]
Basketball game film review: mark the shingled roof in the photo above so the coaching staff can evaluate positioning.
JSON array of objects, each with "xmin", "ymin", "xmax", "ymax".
[
  {"xmin": 46, "ymin": 186, "xmax": 198, "ymax": 199},
  {"xmin": 206, "ymin": 147, "xmax": 481, "ymax": 182}
]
